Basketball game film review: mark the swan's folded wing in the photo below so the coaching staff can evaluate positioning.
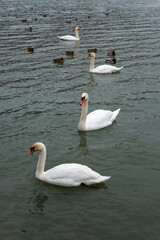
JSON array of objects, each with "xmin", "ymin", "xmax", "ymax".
[
  {"xmin": 43, "ymin": 163, "xmax": 108, "ymax": 186},
  {"xmin": 58, "ymin": 35, "xmax": 76, "ymax": 41},
  {"xmin": 94, "ymin": 65, "xmax": 122, "ymax": 73},
  {"xmin": 86, "ymin": 110, "xmax": 113, "ymax": 130}
]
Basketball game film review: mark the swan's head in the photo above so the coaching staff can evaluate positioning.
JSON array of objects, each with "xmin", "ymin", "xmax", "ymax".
[
  {"xmin": 80, "ymin": 92, "xmax": 88, "ymax": 105},
  {"xmin": 75, "ymin": 27, "xmax": 80, "ymax": 31},
  {"xmin": 28, "ymin": 142, "xmax": 44, "ymax": 155},
  {"xmin": 88, "ymin": 52, "xmax": 95, "ymax": 58}
]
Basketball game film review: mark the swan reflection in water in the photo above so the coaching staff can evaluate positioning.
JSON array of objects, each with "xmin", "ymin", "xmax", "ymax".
[
  {"xmin": 78, "ymin": 131, "xmax": 88, "ymax": 150},
  {"xmin": 28, "ymin": 187, "xmax": 48, "ymax": 215}
]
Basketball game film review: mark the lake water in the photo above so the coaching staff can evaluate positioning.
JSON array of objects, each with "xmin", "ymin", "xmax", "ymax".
[{"xmin": 0, "ymin": 0, "xmax": 160, "ymax": 239}]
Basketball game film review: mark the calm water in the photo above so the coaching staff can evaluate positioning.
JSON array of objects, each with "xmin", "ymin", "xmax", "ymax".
[{"xmin": 0, "ymin": 0, "xmax": 160, "ymax": 239}]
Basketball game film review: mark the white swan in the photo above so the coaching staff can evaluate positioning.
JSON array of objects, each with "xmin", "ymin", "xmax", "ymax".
[
  {"xmin": 78, "ymin": 93, "xmax": 120, "ymax": 131},
  {"xmin": 58, "ymin": 27, "xmax": 80, "ymax": 41},
  {"xmin": 88, "ymin": 52, "xmax": 123, "ymax": 73},
  {"xmin": 28, "ymin": 142, "xmax": 111, "ymax": 187}
]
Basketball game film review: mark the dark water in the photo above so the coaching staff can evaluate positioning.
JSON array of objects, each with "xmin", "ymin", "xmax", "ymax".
[{"xmin": 0, "ymin": 0, "xmax": 160, "ymax": 239}]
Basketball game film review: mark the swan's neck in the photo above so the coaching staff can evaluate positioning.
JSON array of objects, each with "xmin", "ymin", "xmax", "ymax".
[
  {"xmin": 75, "ymin": 29, "xmax": 79, "ymax": 40},
  {"xmin": 90, "ymin": 56, "xmax": 95, "ymax": 72},
  {"xmin": 78, "ymin": 99, "xmax": 88, "ymax": 130},
  {"xmin": 36, "ymin": 146, "xmax": 46, "ymax": 178}
]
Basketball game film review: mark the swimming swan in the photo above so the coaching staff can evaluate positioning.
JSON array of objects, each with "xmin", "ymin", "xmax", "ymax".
[
  {"xmin": 88, "ymin": 52, "xmax": 123, "ymax": 73},
  {"xmin": 28, "ymin": 142, "xmax": 111, "ymax": 187},
  {"xmin": 78, "ymin": 93, "xmax": 120, "ymax": 131},
  {"xmin": 58, "ymin": 27, "xmax": 80, "ymax": 41}
]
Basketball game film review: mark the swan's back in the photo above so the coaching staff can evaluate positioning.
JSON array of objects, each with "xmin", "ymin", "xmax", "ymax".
[
  {"xmin": 92, "ymin": 65, "xmax": 123, "ymax": 74},
  {"xmin": 86, "ymin": 109, "xmax": 120, "ymax": 131},
  {"xmin": 42, "ymin": 163, "xmax": 110, "ymax": 186},
  {"xmin": 58, "ymin": 35, "xmax": 77, "ymax": 41}
]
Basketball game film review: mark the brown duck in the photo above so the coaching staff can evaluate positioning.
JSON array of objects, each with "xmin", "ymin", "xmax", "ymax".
[
  {"xmin": 88, "ymin": 48, "xmax": 97, "ymax": 53},
  {"xmin": 65, "ymin": 51, "xmax": 74, "ymax": 56},
  {"xmin": 27, "ymin": 47, "xmax": 34, "ymax": 53},
  {"xmin": 53, "ymin": 58, "xmax": 64, "ymax": 63}
]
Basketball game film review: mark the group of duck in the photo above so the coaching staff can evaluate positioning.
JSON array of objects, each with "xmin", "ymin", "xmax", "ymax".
[
  {"xmin": 54, "ymin": 27, "xmax": 123, "ymax": 74},
  {"xmin": 29, "ymin": 26, "xmax": 124, "ymax": 188}
]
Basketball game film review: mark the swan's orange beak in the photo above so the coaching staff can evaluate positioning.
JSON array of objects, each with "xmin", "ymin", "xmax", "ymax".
[
  {"xmin": 28, "ymin": 147, "xmax": 35, "ymax": 155},
  {"xmin": 80, "ymin": 98, "xmax": 85, "ymax": 105},
  {"xmin": 87, "ymin": 54, "xmax": 90, "ymax": 58}
]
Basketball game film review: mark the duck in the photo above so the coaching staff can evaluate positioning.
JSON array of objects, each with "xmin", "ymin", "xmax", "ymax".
[
  {"xmin": 28, "ymin": 142, "xmax": 111, "ymax": 187},
  {"xmin": 27, "ymin": 47, "xmax": 34, "ymax": 53},
  {"xmin": 105, "ymin": 12, "xmax": 109, "ymax": 16},
  {"xmin": 65, "ymin": 50, "xmax": 74, "ymax": 56},
  {"xmin": 58, "ymin": 27, "xmax": 80, "ymax": 41},
  {"xmin": 78, "ymin": 92, "xmax": 120, "ymax": 131},
  {"xmin": 25, "ymin": 27, "xmax": 32, "ymax": 32},
  {"xmin": 21, "ymin": 19, "xmax": 27, "ymax": 23},
  {"xmin": 105, "ymin": 58, "xmax": 116, "ymax": 64},
  {"xmin": 88, "ymin": 52, "xmax": 123, "ymax": 73},
  {"xmin": 53, "ymin": 57, "xmax": 64, "ymax": 63},
  {"xmin": 107, "ymin": 50, "xmax": 116, "ymax": 56},
  {"xmin": 88, "ymin": 48, "xmax": 97, "ymax": 53}
]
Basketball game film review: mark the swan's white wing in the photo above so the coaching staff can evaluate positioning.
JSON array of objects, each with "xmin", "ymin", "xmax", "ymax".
[
  {"xmin": 42, "ymin": 163, "xmax": 110, "ymax": 186},
  {"xmin": 93, "ymin": 65, "xmax": 123, "ymax": 73},
  {"xmin": 58, "ymin": 35, "xmax": 77, "ymax": 41},
  {"xmin": 86, "ymin": 109, "xmax": 120, "ymax": 131}
]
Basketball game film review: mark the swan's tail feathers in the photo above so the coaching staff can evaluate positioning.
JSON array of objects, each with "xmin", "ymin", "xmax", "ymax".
[
  {"xmin": 111, "ymin": 108, "xmax": 120, "ymax": 121},
  {"xmin": 85, "ymin": 176, "xmax": 111, "ymax": 185},
  {"xmin": 103, "ymin": 176, "xmax": 111, "ymax": 181},
  {"xmin": 95, "ymin": 176, "xmax": 111, "ymax": 184},
  {"xmin": 118, "ymin": 66, "xmax": 123, "ymax": 70}
]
